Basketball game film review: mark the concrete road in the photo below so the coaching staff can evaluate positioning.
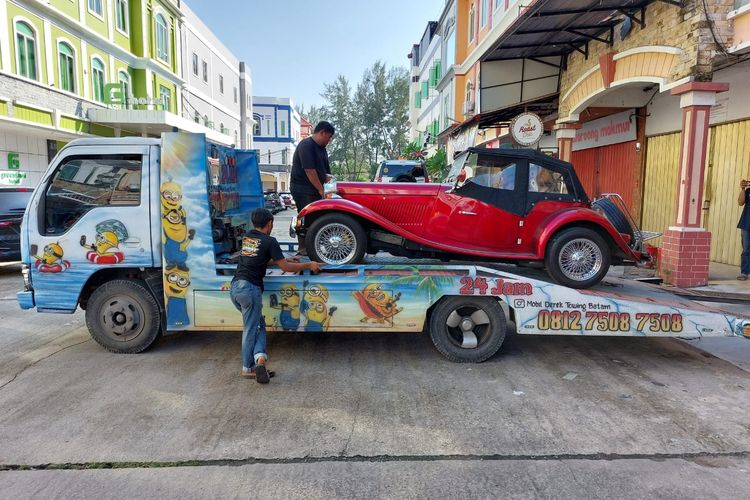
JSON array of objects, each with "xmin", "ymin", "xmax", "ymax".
[{"xmin": 1, "ymin": 260, "xmax": 750, "ymax": 498}]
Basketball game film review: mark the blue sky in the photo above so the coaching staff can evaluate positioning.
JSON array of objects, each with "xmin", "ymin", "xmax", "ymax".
[{"xmin": 187, "ymin": 0, "xmax": 440, "ymax": 109}]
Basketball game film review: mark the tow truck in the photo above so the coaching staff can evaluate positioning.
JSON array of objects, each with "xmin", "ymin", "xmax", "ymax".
[{"xmin": 16, "ymin": 133, "xmax": 750, "ymax": 362}]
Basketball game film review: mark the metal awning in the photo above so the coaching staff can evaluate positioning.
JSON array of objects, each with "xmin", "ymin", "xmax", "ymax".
[{"xmin": 483, "ymin": 0, "xmax": 672, "ymax": 62}]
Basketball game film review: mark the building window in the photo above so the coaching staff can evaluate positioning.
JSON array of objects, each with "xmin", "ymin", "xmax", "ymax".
[
  {"xmin": 469, "ymin": 5, "xmax": 475, "ymax": 41},
  {"xmin": 415, "ymin": 91, "xmax": 422, "ymax": 109},
  {"xmin": 202, "ymin": 60, "xmax": 208, "ymax": 82},
  {"xmin": 194, "ymin": 111, "xmax": 200, "ymax": 123},
  {"xmin": 15, "ymin": 21, "xmax": 37, "ymax": 80},
  {"xmin": 115, "ymin": 0, "xmax": 128, "ymax": 34},
  {"xmin": 495, "ymin": 0, "xmax": 503, "ymax": 9},
  {"xmin": 192, "ymin": 53, "xmax": 198, "ymax": 76},
  {"xmin": 253, "ymin": 121, "xmax": 261, "ymax": 136},
  {"xmin": 219, "ymin": 122, "xmax": 225, "ymax": 134},
  {"xmin": 88, "ymin": 0, "xmax": 103, "ymax": 17},
  {"xmin": 204, "ymin": 114, "xmax": 210, "ymax": 127},
  {"xmin": 279, "ymin": 118, "xmax": 287, "ymax": 137},
  {"xmin": 159, "ymin": 85, "xmax": 171, "ymax": 111},
  {"xmin": 219, "ymin": 75, "xmax": 224, "ymax": 94},
  {"xmin": 155, "ymin": 13, "xmax": 169, "ymax": 63},
  {"xmin": 118, "ymin": 71, "xmax": 130, "ymax": 108},
  {"xmin": 91, "ymin": 57, "xmax": 106, "ymax": 102},
  {"xmin": 234, "ymin": 87, "xmax": 238, "ymax": 103},
  {"xmin": 58, "ymin": 42, "xmax": 76, "ymax": 93},
  {"xmin": 481, "ymin": 0, "xmax": 488, "ymax": 27},
  {"xmin": 264, "ymin": 120, "xmax": 271, "ymax": 135}
]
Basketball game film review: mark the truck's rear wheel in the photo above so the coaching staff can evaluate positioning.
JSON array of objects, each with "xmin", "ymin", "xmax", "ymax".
[
  {"xmin": 545, "ymin": 227, "xmax": 610, "ymax": 289},
  {"xmin": 428, "ymin": 296, "xmax": 507, "ymax": 363},
  {"xmin": 85, "ymin": 279, "xmax": 161, "ymax": 353},
  {"xmin": 306, "ymin": 213, "xmax": 367, "ymax": 265}
]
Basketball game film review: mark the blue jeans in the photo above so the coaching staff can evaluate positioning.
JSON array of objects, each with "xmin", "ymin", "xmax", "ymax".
[
  {"xmin": 230, "ymin": 280, "xmax": 267, "ymax": 371},
  {"xmin": 742, "ymin": 230, "xmax": 750, "ymax": 276}
]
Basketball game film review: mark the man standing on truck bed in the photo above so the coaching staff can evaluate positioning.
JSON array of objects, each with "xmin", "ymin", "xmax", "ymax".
[
  {"xmin": 231, "ymin": 208, "xmax": 322, "ymax": 384},
  {"xmin": 290, "ymin": 121, "xmax": 335, "ymax": 255}
]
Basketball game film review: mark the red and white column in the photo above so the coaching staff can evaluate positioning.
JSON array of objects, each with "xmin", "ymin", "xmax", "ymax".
[
  {"xmin": 554, "ymin": 123, "xmax": 580, "ymax": 162},
  {"xmin": 660, "ymin": 82, "xmax": 729, "ymax": 287}
]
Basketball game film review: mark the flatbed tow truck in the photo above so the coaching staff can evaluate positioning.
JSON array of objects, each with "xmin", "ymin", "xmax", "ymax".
[{"xmin": 16, "ymin": 133, "xmax": 750, "ymax": 362}]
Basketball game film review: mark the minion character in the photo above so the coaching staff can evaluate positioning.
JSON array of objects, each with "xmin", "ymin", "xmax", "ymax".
[
  {"xmin": 269, "ymin": 284, "xmax": 301, "ymax": 331},
  {"xmin": 353, "ymin": 283, "xmax": 403, "ymax": 325},
  {"xmin": 160, "ymin": 181, "xmax": 194, "ymax": 266},
  {"xmin": 33, "ymin": 242, "xmax": 71, "ymax": 272},
  {"xmin": 165, "ymin": 264, "xmax": 191, "ymax": 328},
  {"xmin": 80, "ymin": 230, "xmax": 124, "ymax": 264},
  {"xmin": 301, "ymin": 281, "xmax": 337, "ymax": 332}
]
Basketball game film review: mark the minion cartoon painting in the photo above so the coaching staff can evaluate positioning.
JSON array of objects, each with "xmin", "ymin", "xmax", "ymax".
[
  {"xmin": 33, "ymin": 242, "xmax": 71, "ymax": 273},
  {"xmin": 165, "ymin": 263, "xmax": 191, "ymax": 328},
  {"xmin": 301, "ymin": 281, "xmax": 337, "ymax": 332},
  {"xmin": 79, "ymin": 219, "xmax": 128, "ymax": 264},
  {"xmin": 161, "ymin": 181, "xmax": 194, "ymax": 265},
  {"xmin": 353, "ymin": 283, "xmax": 403, "ymax": 325},
  {"xmin": 269, "ymin": 284, "xmax": 301, "ymax": 331}
]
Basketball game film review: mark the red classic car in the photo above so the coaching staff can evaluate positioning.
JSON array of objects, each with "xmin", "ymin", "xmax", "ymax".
[{"xmin": 293, "ymin": 148, "xmax": 648, "ymax": 288}]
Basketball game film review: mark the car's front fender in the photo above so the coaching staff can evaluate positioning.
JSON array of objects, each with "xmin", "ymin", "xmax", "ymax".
[{"xmin": 532, "ymin": 208, "xmax": 640, "ymax": 260}]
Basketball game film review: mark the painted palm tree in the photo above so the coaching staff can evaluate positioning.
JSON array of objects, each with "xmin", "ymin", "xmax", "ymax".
[{"xmin": 370, "ymin": 266, "xmax": 456, "ymax": 301}]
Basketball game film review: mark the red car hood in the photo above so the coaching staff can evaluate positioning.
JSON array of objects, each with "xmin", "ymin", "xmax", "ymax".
[{"xmin": 336, "ymin": 182, "xmax": 448, "ymax": 197}]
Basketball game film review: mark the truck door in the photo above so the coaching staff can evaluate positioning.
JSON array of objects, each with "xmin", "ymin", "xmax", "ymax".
[{"xmin": 27, "ymin": 144, "xmax": 153, "ymax": 311}]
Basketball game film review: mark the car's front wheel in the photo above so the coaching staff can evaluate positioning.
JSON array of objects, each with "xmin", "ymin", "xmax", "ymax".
[
  {"xmin": 545, "ymin": 227, "xmax": 611, "ymax": 289},
  {"xmin": 306, "ymin": 213, "xmax": 367, "ymax": 265}
]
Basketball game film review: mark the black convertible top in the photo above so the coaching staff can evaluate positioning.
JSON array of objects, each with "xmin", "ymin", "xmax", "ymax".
[{"xmin": 463, "ymin": 147, "xmax": 589, "ymax": 203}]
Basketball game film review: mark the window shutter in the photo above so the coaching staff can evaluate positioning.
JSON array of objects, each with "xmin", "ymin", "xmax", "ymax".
[
  {"xmin": 415, "ymin": 91, "xmax": 422, "ymax": 109},
  {"xmin": 422, "ymin": 80, "xmax": 429, "ymax": 99}
]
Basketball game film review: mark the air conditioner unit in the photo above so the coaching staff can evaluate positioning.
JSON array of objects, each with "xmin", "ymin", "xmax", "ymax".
[{"xmin": 463, "ymin": 100, "xmax": 475, "ymax": 114}]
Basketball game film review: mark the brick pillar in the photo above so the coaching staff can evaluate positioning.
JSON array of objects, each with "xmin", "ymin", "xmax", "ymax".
[
  {"xmin": 554, "ymin": 123, "xmax": 580, "ymax": 162},
  {"xmin": 660, "ymin": 82, "xmax": 729, "ymax": 288}
]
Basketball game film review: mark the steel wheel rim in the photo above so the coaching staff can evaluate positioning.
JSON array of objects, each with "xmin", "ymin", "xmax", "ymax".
[
  {"xmin": 557, "ymin": 238, "xmax": 603, "ymax": 282},
  {"xmin": 100, "ymin": 295, "xmax": 145, "ymax": 342},
  {"xmin": 445, "ymin": 306, "xmax": 491, "ymax": 349},
  {"xmin": 314, "ymin": 223, "xmax": 357, "ymax": 264}
]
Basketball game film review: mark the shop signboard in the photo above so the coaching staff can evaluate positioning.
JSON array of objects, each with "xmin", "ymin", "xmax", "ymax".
[
  {"xmin": 104, "ymin": 83, "xmax": 164, "ymax": 107},
  {"xmin": 0, "ymin": 170, "xmax": 27, "ymax": 185},
  {"xmin": 447, "ymin": 124, "xmax": 478, "ymax": 160},
  {"xmin": 8, "ymin": 152, "xmax": 20, "ymax": 170},
  {"xmin": 510, "ymin": 112, "xmax": 544, "ymax": 146},
  {"xmin": 572, "ymin": 109, "xmax": 636, "ymax": 151}
]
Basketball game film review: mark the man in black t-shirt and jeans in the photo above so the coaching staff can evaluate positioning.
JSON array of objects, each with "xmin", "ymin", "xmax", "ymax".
[
  {"xmin": 291, "ymin": 121, "xmax": 335, "ymax": 255},
  {"xmin": 231, "ymin": 208, "xmax": 321, "ymax": 384}
]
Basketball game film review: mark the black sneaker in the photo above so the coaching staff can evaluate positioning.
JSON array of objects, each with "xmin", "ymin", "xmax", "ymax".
[{"xmin": 255, "ymin": 364, "xmax": 270, "ymax": 384}]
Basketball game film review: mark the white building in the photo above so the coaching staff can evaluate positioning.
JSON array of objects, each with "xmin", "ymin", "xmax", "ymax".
[
  {"xmin": 408, "ymin": 21, "xmax": 442, "ymax": 155},
  {"xmin": 180, "ymin": 2, "xmax": 252, "ymax": 148},
  {"xmin": 252, "ymin": 96, "xmax": 301, "ymax": 191}
]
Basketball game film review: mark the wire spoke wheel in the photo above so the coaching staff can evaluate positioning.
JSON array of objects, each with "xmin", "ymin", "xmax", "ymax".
[
  {"xmin": 314, "ymin": 223, "xmax": 357, "ymax": 264},
  {"xmin": 557, "ymin": 238, "xmax": 603, "ymax": 282}
]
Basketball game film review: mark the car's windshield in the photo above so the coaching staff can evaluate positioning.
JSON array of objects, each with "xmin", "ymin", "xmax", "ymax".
[
  {"xmin": 445, "ymin": 153, "xmax": 469, "ymax": 184},
  {"xmin": 447, "ymin": 152, "xmax": 516, "ymax": 190},
  {"xmin": 380, "ymin": 162, "xmax": 423, "ymax": 177}
]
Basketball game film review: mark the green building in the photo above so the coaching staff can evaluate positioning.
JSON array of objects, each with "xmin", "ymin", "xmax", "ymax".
[{"xmin": 0, "ymin": 0, "xmax": 241, "ymax": 187}]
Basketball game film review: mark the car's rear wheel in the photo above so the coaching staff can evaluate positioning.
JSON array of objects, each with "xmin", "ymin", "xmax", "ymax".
[
  {"xmin": 306, "ymin": 213, "xmax": 367, "ymax": 265},
  {"xmin": 545, "ymin": 227, "xmax": 611, "ymax": 289}
]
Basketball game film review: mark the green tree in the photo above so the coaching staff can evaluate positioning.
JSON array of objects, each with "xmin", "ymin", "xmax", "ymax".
[{"xmin": 426, "ymin": 148, "xmax": 448, "ymax": 182}]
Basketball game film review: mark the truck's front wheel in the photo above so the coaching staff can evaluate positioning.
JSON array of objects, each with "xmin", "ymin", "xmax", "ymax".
[{"xmin": 85, "ymin": 279, "xmax": 161, "ymax": 353}]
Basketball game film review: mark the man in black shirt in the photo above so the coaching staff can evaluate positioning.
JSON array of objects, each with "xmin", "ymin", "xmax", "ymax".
[
  {"xmin": 230, "ymin": 208, "xmax": 321, "ymax": 383},
  {"xmin": 737, "ymin": 178, "xmax": 750, "ymax": 280},
  {"xmin": 291, "ymin": 121, "xmax": 335, "ymax": 255}
]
